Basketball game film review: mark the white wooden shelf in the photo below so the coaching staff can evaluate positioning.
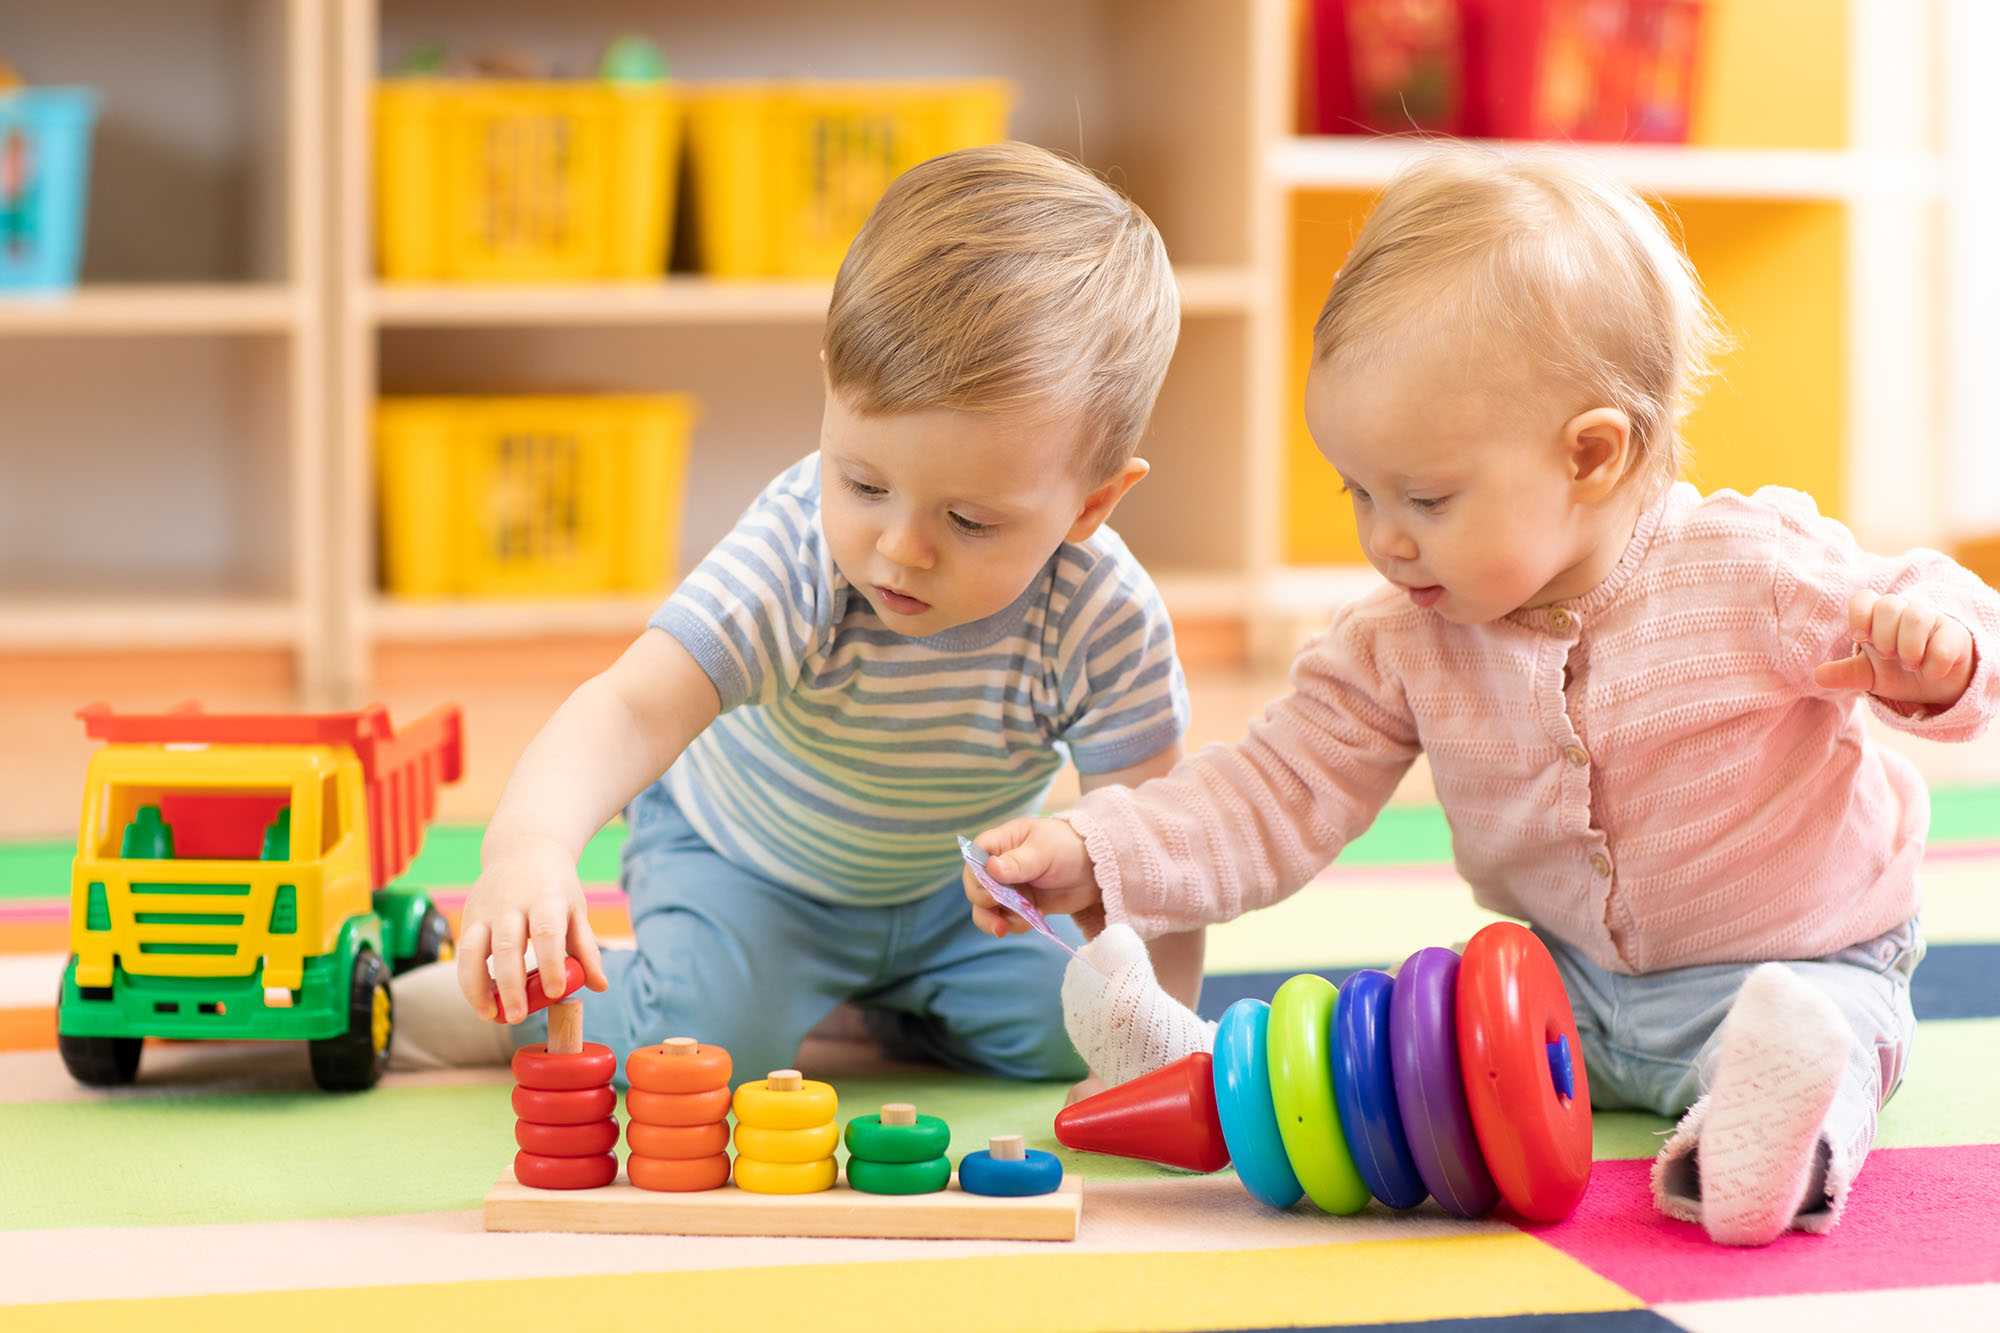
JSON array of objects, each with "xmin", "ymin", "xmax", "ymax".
[
  {"xmin": 0, "ymin": 284, "xmax": 302, "ymax": 337},
  {"xmin": 1269, "ymin": 137, "xmax": 1945, "ymax": 202},
  {"xmin": 0, "ymin": 596, "xmax": 302, "ymax": 650},
  {"xmin": 367, "ymin": 266, "xmax": 1257, "ymax": 329}
]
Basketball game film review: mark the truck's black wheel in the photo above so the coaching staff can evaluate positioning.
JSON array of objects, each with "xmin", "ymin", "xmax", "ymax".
[
  {"xmin": 58, "ymin": 1032, "xmax": 143, "ymax": 1087},
  {"xmin": 309, "ymin": 949, "xmax": 392, "ymax": 1092},
  {"xmin": 397, "ymin": 906, "xmax": 454, "ymax": 974}
]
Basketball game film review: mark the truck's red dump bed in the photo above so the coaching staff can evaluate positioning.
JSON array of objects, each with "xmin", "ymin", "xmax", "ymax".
[{"xmin": 78, "ymin": 702, "xmax": 465, "ymax": 891}]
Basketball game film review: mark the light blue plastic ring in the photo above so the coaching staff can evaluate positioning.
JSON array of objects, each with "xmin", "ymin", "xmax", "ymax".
[{"xmin": 1212, "ymin": 998, "xmax": 1305, "ymax": 1209}]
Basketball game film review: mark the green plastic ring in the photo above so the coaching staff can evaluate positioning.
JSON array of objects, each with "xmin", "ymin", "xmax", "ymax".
[
  {"xmin": 1268, "ymin": 973, "xmax": 1369, "ymax": 1214},
  {"xmin": 843, "ymin": 1112, "xmax": 952, "ymax": 1164},
  {"xmin": 845, "ymin": 1155, "xmax": 951, "ymax": 1195}
]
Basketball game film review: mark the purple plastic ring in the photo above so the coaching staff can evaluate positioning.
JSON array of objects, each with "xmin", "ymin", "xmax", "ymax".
[{"xmin": 1389, "ymin": 946, "xmax": 1500, "ymax": 1218}]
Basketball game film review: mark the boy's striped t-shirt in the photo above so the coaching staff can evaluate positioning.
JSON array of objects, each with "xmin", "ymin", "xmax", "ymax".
[{"xmin": 650, "ymin": 454, "xmax": 1188, "ymax": 906}]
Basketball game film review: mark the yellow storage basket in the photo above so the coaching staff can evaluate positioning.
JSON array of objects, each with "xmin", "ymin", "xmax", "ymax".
[
  {"xmin": 376, "ymin": 81, "xmax": 679, "ymax": 282},
  {"xmin": 376, "ymin": 396, "xmax": 695, "ymax": 599},
  {"xmin": 682, "ymin": 80, "xmax": 1012, "ymax": 278}
]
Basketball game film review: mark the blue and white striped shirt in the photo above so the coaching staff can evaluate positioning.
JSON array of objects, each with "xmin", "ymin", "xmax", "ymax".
[{"xmin": 650, "ymin": 455, "xmax": 1189, "ymax": 905}]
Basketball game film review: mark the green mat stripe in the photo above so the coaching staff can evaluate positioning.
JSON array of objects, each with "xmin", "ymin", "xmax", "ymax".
[{"xmin": 4, "ymin": 787, "xmax": 1996, "ymax": 902}]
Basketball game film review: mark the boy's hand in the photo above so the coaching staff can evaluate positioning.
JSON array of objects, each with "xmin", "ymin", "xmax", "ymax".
[
  {"xmin": 963, "ymin": 817, "xmax": 1105, "ymax": 939},
  {"xmin": 1812, "ymin": 589, "xmax": 1977, "ymax": 711},
  {"xmin": 456, "ymin": 836, "xmax": 609, "ymax": 1024}
]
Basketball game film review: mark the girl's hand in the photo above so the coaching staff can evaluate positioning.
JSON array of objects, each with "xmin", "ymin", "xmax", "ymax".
[
  {"xmin": 962, "ymin": 817, "xmax": 1105, "ymax": 939},
  {"xmin": 1812, "ymin": 589, "xmax": 1977, "ymax": 711},
  {"xmin": 455, "ymin": 836, "xmax": 609, "ymax": 1024}
]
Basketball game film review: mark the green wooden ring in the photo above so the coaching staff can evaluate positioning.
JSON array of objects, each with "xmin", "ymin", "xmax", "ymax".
[
  {"xmin": 845, "ymin": 1155, "xmax": 951, "ymax": 1195},
  {"xmin": 1268, "ymin": 973, "xmax": 1369, "ymax": 1214},
  {"xmin": 843, "ymin": 1112, "xmax": 952, "ymax": 1164}
]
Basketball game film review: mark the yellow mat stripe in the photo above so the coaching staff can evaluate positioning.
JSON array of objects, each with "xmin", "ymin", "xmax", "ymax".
[{"xmin": 8, "ymin": 1232, "xmax": 1639, "ymax": 1333}]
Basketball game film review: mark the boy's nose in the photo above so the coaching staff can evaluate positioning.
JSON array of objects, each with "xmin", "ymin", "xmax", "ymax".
[{"xmin": 877, "ymin": 523, "xmax": 935, "ymax": 571}]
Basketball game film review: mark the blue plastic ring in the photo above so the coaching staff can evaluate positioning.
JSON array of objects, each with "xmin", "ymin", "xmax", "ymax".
[
  {"xmin": 1211, "ymin": 998, "xmax": 1305, "ymax": 1209},
  {"xmin": 1334, "ymin": 969, "xmax": 1429, "ymax": 1209},
  {"xmin": 958, "ymin": 1147, "xmax": 1064, "ymax": 1197}
]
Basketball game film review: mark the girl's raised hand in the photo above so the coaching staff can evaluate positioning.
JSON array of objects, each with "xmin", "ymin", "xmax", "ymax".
[
  {"xmin": 961, "ymin": 816, "xmax": 1105, "ymax": 939},
  {"xmin": 1812, "ymin": 589, "xmax": 1976, "ymax": 711}
]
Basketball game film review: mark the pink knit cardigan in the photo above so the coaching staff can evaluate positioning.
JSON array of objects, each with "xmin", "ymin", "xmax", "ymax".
[{"xmin": 1071, "ymin": 485, "xmax": 2000, "ymax": 973}]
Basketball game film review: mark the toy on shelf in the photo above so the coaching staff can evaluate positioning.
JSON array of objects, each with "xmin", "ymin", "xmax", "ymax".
[
  {"xmin": 628, "ymin": 1037, "xmax": 733, "ymax": 1192},
  {"xmin": 0, "ymin": 81, "xmax": 98, "ymax": 292},
  {"xmin": 57, "ymin": 704, "xmax": 463, "ymax": 1092},
  {"xmin": 512, "ymin": 998, "xmax": 618, "ymax": 1190},
  {"xmin": 844, "ymin": 1102, "xmax": 951, "ymax": 1196},
  {"xmin": 1054, "ymin": 922, "xmax": 1593, "ymax": 1223}
]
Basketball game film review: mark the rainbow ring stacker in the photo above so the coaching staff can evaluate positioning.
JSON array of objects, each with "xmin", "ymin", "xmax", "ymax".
[
  {"xmin": 1211, "ymin": 998, "xmax": 1303, "ymax": 1210},
  {"xmin": 1389, "ymin": 947, "xmax": 1499, "ymax": 1218},
  {"xmin": 1333, "ymin": 969, "xmax": 1427, "ymax": 1209},
  {"xmin": 1267, "ymin": 974, "xmax": 1369, "ymax": 1215}
]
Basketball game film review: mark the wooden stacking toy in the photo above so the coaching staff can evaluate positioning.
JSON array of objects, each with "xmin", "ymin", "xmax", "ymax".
[
  {"xmin": 732, "ymin": 1069, "xmax": 840, "ymax": 1194},
  {"xmin": 843, "ymin": 1102, "xmax": 951, "ymax": 1195},
  {"xmin": 509, "ymin": 981, "xmax": 618, "ymax": 1191},
  {"xmin": 625, "ymin": 1037, "xmax": 733, "ymax": 1192},
  {"xmin": 1054, "ymin": 921, "xmax": 1593, "ymax": 1222}
]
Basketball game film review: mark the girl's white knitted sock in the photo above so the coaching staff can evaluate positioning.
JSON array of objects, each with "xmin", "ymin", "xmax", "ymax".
[
  {"xmin": 1061, "ymin": 923, "xmax": 1216, "ymax": 1087},
  {"xmin": 1651, "ymin": 962, "xmax": 1851, "ymax": 1246}
]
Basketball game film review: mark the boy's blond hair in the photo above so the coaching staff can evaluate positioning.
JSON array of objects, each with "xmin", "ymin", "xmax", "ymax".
[
  {"xmin": 1314, "ymin": 145, "xmax": 1726, "ymax": 491},
  {"xmin": 824, "ymin": 141, "xmax": 1180, "ymax": 483}
]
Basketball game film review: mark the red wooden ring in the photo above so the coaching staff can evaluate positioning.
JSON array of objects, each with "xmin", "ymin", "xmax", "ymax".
[
  {"xmin": 492, "ymin": 957, "xmax": 586, "ymax": 1017},
  {"xmin": 627, "ymin": 1119, "xmax": 731, "ymax": 1159},
  {"xmin": 626, "ymin": 1084, "xmax": 733, "ymax": 1126},
  {"xmin": 511, "ymin": 1084, "xmax": 618, "ymax": 1126},
  {"xmin": 627, "ymin": 1152, "xmax": 731, "ymax": 1193},
  {"xmin": 625, "ymin": 1041, "xmax": 733, "ymax": 1094},
  {"xmin": 515, "ymin": 1117, "xmax": 620, "ymax": 1157},
  {"xmin": 1456, "ymin": 922, "xmax": 1594, "ymax": 1222},
  {"xmin": 511, "ymin": 1042, "xmax": 617, "ymax": 1091},
  {"xmin": 513, "ymin": 1150, "xmax": 618, "ymax": 1191}
]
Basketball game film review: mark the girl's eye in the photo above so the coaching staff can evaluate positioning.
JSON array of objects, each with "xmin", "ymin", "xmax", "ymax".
[
  {"xmin": 1409, "ymin": 496, "xmax": 1449, "ymax": 513},
  {"xmin": 948, "ymin": 512, "xmax": 994, "ymax": 536},
  {"xmin": 843, "ymin": 477, "xmax": 886, "ymax": 500},
  {"xmin": 1341, "ymin": 482, "xmax": 1371, "ymax": 505}
]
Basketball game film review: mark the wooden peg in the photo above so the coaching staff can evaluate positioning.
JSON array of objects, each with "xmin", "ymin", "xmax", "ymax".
[
  {"xmin": 766, "ymin": 1069, "xmax": 804, "ymax": 1092},
  {"xmin": 880, "ymin": 1103, "xmax": 917, "ymax": 1127},
  {"xmin": 547, "ymin": 999, "xmax": 583, "ymax": 1055},
  {"xmin": 989, "ymin": 1135, "xmax": 1026, "ymax": 1162},
  {"xmin": 661, "ymin": 1036, "xmax": 698, "ymax": 1056}
]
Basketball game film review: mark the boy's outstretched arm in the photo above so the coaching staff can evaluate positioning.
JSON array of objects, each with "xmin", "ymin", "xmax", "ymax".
[{"xmin": 461, "ymin": 629, "xmax": 720, "ymax": 1023}]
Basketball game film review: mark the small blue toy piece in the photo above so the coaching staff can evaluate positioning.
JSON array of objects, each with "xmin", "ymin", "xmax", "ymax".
[
  {"xmin": 958, "ymin": 1135, "xmax": 1063, "ymax": 1197},
  {"xmin": 1211, "ymin": 998, "xmax": 1304, "ymax": 1209},
  {"xmin": 1335, "ymin": 969, "xmax": 1428, "ymax": 1209}
]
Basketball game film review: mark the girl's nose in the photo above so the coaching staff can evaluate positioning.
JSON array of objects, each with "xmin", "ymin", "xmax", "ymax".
[
  {"xmin": 1367, "ymin": 519, "xmax": 1418, "ymax": 565},
  {"xmin": 877, "ymin": 521, "xmax": 935, "ymax": 571}
]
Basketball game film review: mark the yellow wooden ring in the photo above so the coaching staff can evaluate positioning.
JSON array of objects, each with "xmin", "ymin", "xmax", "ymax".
[
  {"xmin": 732, "ymin": 1077, "xmax": 838, "ymax": 1130},
  {"xmin": 733, "ymin": 1155, "xmax": 836, "ymax": 1195},
  {"xmin": 734, "ymin": 1120, "xmax": 841, "ymax": 1164}
]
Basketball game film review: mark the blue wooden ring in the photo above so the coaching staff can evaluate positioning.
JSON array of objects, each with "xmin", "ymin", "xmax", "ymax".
[
  {"xmin": 1389, "ymin": 947, "xmax": 1500, "ymax": 1218},
  {"xmin": 1334, "ymin": 969, "xmax": 1428, "ymax": 1209},
  {"xmin": 1211, "ymin": 999, "xmax": 1304, "ymax": 1209},
  {"xmin": 958, "ymin": 1147, "xmax": 1064, "ymax": 1197}
]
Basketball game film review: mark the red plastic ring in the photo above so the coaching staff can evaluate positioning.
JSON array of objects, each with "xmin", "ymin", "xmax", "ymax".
[
  {"xmin": 511, "ymin": 1042, "xmax": 617, "ymax": 1091},
  {"xmin": 511, "ymin": 1083, "xmax": 618, "ymax": 1126},
  {"xmin": 626, "ymin": 1084, "xmax": 733, "ymax": 1126},
  {"xmin": 627, "ymin": 1119, "xmax": 731, "ymax": 1159},
  {"xmin": 515, "ymin": 1117, "xmax": 620, "ymax": 1157},
  {"xmin": 1456, "ymin": 922, "xmax": 1594, "ymax": 1222},
  {"xmin": 513, "ymin": 1150, "xmax": 617, "ymax": 1191}
]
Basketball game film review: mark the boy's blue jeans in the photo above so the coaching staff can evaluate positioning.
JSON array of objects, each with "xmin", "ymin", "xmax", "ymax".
[{"xmin": 519, "ymin": 782, "xmax": 1088, "ymax": 1089}]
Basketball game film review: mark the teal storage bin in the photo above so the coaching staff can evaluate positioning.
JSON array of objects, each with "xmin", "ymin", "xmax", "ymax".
[{"xmin": 0, "ymin": 87, "xmax": 99, "ymax": 292}]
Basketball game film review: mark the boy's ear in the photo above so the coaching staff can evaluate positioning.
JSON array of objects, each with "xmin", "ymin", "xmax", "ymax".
[
  {"xmin": 1067, "ymin": 458, "xmax": 1150, "ymax": 542},
  {"xmin": 1563, "ymin": 407, "xmax": 1633, "ymax": 503}
]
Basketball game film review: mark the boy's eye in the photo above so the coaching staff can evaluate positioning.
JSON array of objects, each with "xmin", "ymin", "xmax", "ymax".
[
  {"xmin": 843, "ymin": 477, "xmax": 886, "ymax": 500},
  {"xmin": 948, "ymin": 512, "xmax": 994, "ymax": 536},
  {"xmin": 1340, "ymin": 482, "xmax": 1371, "ymax": 505}
]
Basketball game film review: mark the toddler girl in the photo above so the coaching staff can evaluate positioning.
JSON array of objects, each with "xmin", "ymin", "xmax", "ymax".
[{"xmin": 967, "ymin": 147, "xmax": 1999, "ymax": 1246}]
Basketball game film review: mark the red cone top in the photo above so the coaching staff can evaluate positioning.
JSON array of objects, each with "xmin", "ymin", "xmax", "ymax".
[{"xmin": 1054, "ymin": 1051, "xmax": 1232, "ymax": 1173}]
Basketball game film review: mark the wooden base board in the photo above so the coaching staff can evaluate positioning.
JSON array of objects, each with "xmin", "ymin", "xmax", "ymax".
[{"xmin": 484, "ymin": 1168, "xmax": 1081, "ymax": 1241}]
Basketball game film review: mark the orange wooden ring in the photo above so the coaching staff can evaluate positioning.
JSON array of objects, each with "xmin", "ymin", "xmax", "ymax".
[
  {"xmin": 627, "ymin": 1119, "xmax": 731, "ymax": 1159},
  {"xmin": 511, "ymin": 1042, "xmax": 617, "ymax": 1091},
  {"xmin": 511, "ymin": 1084, "xmax": 617, "ymax": 1125},
  {"xmin": 513, "ymin": 1150, "xmax": 617, "ymax": 1191},
  {"xmin": 628, "ymin": 1152, "xmax": 731, "ymax": 1193},
  {"xmin": 625, "ymin": 1039, "xmax": 733, "ymax": 1094},
  {"xmin": 515, "ymin": 1118, "xmax": 619, "ymax": 1157},
  {"xmin": 626, "ymin": 1084, "xmax": 733, "ymax": 1126}
]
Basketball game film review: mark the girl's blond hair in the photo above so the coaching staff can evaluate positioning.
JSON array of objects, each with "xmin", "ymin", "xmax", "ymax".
[
  {"xmin": 824, "ymin": 142, "xmax": 1180, "ymax": 482},
  {"xmin": 1314, "ymin": 145, "xmax": 1727, "ymax": 490}
]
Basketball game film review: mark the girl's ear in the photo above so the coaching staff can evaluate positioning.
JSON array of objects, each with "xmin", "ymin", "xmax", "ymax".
[
  {"xmin": 1067, "ymin": 458, "xmax": 1151, "ymax": 542},
  {"xmin": 1563, "ymin": 407, "xmax": 1634, "ymax": 503}
]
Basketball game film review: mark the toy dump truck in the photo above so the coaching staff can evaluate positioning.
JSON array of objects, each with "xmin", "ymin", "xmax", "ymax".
[{"xmin": 56, "ymin": 703, "xmax": 464, "ymax": 1091}]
